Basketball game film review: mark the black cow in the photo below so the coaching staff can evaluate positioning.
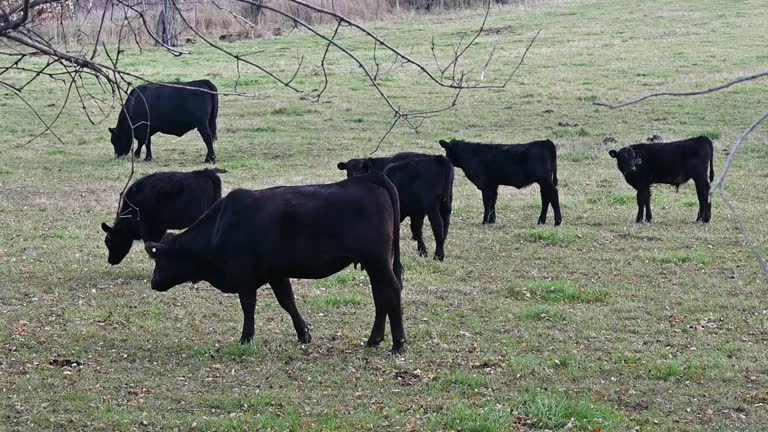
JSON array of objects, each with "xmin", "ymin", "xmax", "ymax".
[
  {"xmin": 439, "ymin": 139, "xmax": 561, "ymax": 225},
  {"xmin": 608, "ymin": 135, "xmax": 714, "ymax": 223},
  {"xmin": 101, "ymin": 168, "xmax": 226, "ymax": 265},
  {"xmin": 109, "ymin": 80, "xmax": 219, "ymax": 163},
  {"xmin": 384, "ymin": 156, "xmax": 454, "ymax": 260},
  {"xmin": 143, "ymin": 172, "xmax": 406, "ymax": 353},
  {"xmin": 338, "ymin": 153, "xmax": 453, "ymax": 260},
  {"xmin": 337, "ymin": 152, "xmax": 430, "ymax": 178}
]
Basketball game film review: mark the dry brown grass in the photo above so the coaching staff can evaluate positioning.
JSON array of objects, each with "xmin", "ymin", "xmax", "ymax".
[{"xmin": 29, "ymin": 0, "xmax": 558, "ymax": 47}]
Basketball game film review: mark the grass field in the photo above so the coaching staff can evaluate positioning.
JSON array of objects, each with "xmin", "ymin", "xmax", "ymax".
[{"xmin": 2, "ymin": 0, "xmax": 768, "ymax": 430}]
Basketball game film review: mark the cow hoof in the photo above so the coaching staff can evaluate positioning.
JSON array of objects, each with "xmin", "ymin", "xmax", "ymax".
[
  {"xmin": 418, "ymin": 249, "xmax": 428, "ymax": 258},
  {"xmin": 434, "ymin": 253, "xmax": 444, "ymax": 261},
  {"xmin": 366, "ymin": 336, "xmax": 384, "ymax": 348},
  {"xmin": 537, "ymin": 219, "xmax": 545, "ymax": 225},
  {"xmin": 239, "ymin": 335, "xmax": 253, "ymax": 344},
  {"xmin": 554, "ymin": 220, "xmax": 562, "ymax": 226},
  {"xmin": 204, "ymin": 157, "xmax": 216, "ymax": 164},
  {"xmin": 144, "ymin": 156, "xmax": 152, "ymax": 162},
  {"xmin": 298, "ymin": 330, "xmax": 312, "ymax": 344},
  {"xmin": 391, "ymin": 339, "xmax": 406, "ymax": 354}
]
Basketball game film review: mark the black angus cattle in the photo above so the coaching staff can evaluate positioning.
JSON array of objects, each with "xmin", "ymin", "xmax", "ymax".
[
  {"xmin": 337, "ymin": 152, "xmax": 429, "ymax": 178},
  {"xmin": 109, "ymin": 80, "xmax": 219, "ymax": 162},
  {"xmin": 382, "ymin": 156, "xmax": 454, "ymax": 260},
  {"xmin": 609, "ymin": 135, "xmax": 714, "ymax": 223},
  {"xmin": 143, "ymin": 172, "xmax": 406, "ymax": 353},
  {"xmin": 439, "ymin": 139, "xmax": 561, "ymax": 225},
  {"xmin": 338, "ymin": 153, "xmax": 454, "ymax": 260},
  {"xmin": 101, "ymin": 168, "xmax": 226, "ymax": 265}
]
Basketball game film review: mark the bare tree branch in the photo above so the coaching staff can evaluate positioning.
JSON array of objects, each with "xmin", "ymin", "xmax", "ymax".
[{"xmin": 594, "ymin": 70, "xmax": 768, "ymax": 109}]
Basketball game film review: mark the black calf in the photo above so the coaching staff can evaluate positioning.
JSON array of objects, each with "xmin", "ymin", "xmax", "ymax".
[
  {"xmin": 609, "ymin": 135, "xmax": 714, "ymax": 223},
  {"xmin": 439, "ymin": 138, "xmax": 561, "ymax": 225}
]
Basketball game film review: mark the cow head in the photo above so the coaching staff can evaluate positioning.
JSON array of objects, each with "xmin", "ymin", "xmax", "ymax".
[
  {"xmin": 337, "ymin": 159, "xmax": 371, "ymax": 178},
  {"xmin": 101, "ymin": 222, "xmax": 133, "ymax": 265},
  {"xmin": 144, "ymin": 238, "xmax": 199, "ymax": 292},
  {"xmin": 609, "ymin": 147, "xmax": 642, "ymax": 175},
  {"xmin": 109, "ymin": 127, "xmax": 132, "ymax": 157},
  {"xmin": 438, "ymin": 139, "xmax": 463, "ymax": 168}
]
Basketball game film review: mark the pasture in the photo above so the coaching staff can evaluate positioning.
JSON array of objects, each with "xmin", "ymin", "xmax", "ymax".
[{"xmin": 2, "ymin": 0, "xmax": 768, "ymax": 430}]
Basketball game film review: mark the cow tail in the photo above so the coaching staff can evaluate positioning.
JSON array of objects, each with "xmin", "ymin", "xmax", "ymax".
[
  {"xmin": 370, "ymin": 172, "xmax": 402, "ymax": 289},
  {"xmin": 440, "ymin": 157, "xmax": 454, "ymax": 232},
  {"xmin": 203, "ymin": 168, "xmax": 225, "ymax": 200},
  {"xmin": 707, "ymin": 137, "xmax": 714, "ymax": 182},
  {"xmin": 549, "ymin": 140, "xmax": 559, "ymax": 187},
  {"xmin": 205, "ymin": 80, "xmax": 219, "ymax": 142}
]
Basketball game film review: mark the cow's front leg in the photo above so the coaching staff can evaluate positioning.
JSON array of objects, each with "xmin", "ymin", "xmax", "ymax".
[
  {"xmin": 270, "ymin": 278, "xmax": 311, "ymax": 344},
  {"xmin": 635, "ymin": 187, "xmax": 651, "ymax": 223},
  {"xmin": 133, "ymin": 140, "xmax": 144, "ymax": 159},
  {"xmin": 144, "ymin": 137, "xmax": 153, "ymax": 161},
  {"xmin": 481, "ymin": 186, "xmax": 498, "ymax": 224},
  {"xmin": 238, "ymin": 289, "xmax": 257, "ymax": 343}
]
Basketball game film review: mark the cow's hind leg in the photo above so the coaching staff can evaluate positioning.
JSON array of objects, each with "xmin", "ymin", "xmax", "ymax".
[
  {"xmin": 537, "ymin": 180, "xmax": 551, "ymax": 225},
  {"xmin": 427, "ymin": 206, "xmax": 445, "ymax": 261},
  {"xmin": 365, "ymin": 263, "xmax": 406, "ymax": 353},
  {"xmin": 238, "ymin": 289, "xmax": 257, "ymax": 343},
  {"xmin": 409, "ymin": 215, "xmax": 428, "ymax": 257},
  {"xmin": 270, "ymin": 278, "xmax": 311, "ymax": 344},
  {"xmin": 198, "ymin": 126, "xmax": 216, "ymax": 164},
  {"xmin": 693, "ymin": 176, "xmax": 711, "ymax": 223}
]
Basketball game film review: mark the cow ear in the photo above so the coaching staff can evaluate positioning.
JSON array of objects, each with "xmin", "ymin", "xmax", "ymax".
[
  {"xmin": 101, "ymin": 222, "xmax": 112, "ymax": 233},
  {"xmin": 145, "ymin": 242, "xmax": 166, "ymax": 260},
  {"xmin": 362, "ymin": 159, "xmax": 374, "ymax": 172},
  {"xmin": 439, "ymin": 139, "xmax": 449, "ymax": 148},
  {"xmin": 608, "ymin": 150, "xmax": 617, "ymax": 158},
  {"xmin": 337, "ymin": 162, "xmax": 346, "ymax": 170},
  {"xmin": 108, "ymin": 127, "xmax": 116, "ymax": 134}
]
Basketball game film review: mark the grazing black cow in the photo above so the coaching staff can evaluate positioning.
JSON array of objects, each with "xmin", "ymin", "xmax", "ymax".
[
  {"xmin": 608, "ymin": 135, "xmax": 714, "ymax": 223},
  {"xmin": 439, "ymin": 139, "xmax": 561, "ymax": 225},
  {"xmin": 101, "ymin": 168, "xmax": 226, "ymax": 265},
  {"xmin": 143, "ymin": 172, "xmax": 406, "ymax": 353},
  {"xmin": 382, "ymin": 156, "xmax": 454, "ymax": 260},
  {"xmin": 337, "ymin": 152, "xmax": 430, "ymax": 178},
  {"xmin": 109, "ymin": 80, "xmax": 219, "ymax": 163},
  {"xmin": 338, "ymin": 152, "xmax": 453, "ymax": 260}
]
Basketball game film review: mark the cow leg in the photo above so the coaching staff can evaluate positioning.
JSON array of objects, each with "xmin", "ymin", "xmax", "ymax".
[
  {"xmin": 133, "ymin": 140, "xmax": 143, "ymax": 159},
  {"xmin": 537, "ymin": 180, "xmax": 551, "ymax": 225},
  {"xmin": 550, "ymin": 183, "xmax": 563, "ymax": 226},
  {"xmin": 481, "ymin": 186, "xmax": 498, "ymax": 224},
  {"xmin": 440, "ymin": 198, "xmax": 452, "ymax": 240},
  {"xmin": 636, "ymin": 186, "xmax": 652, "ymax": 223},
  {"xmin": 238, "ymin": 289, "xmax": 257, "ymax": 343},
  {"xmin": 270, "ymin": 278, "xmax": 311, "ymax": 344},
  {"xmin": 199, "ymin": 127, "xmax": 216, "ymax": 164},
  {"xmin": 143, "ymin": 137, "xmax": 153, "ymax": 162},
  {"xmin": 366, "ymin": 263, "xmax": 406, "ymax": 353},
  {"xmin": 409, "ymin": 215, "xmax": 428, "ymax": 257},
  {"xmin": 427, "ymin": 206, "xmax": 445, "ymax": 261},
  {"xmin": 635, "ymin": 187, "xmax": 647, "ymax": 223},
  {"xmin": 693, "ymin": 176, "xmax": 712, "ymax": 223}
]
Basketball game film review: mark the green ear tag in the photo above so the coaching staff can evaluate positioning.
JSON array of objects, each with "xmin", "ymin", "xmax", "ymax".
[{"xmin": 634, "ymin": 158, "xmax": 642, "ymax": 166}]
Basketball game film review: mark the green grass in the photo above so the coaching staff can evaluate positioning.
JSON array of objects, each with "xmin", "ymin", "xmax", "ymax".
[
  {"xmin": 514, "ymin": 390, "xmax": 627, "ymax": 431},
  {"xmin": 508, "ymin": 280, "xmax": 608, "ymax": 303},
  {"xmin": 3, "ymin": 0, "xmax": 768, "ymax": 430}
]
